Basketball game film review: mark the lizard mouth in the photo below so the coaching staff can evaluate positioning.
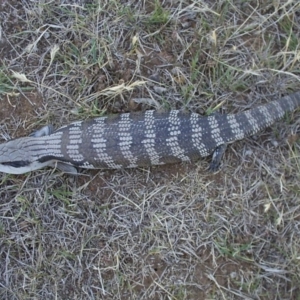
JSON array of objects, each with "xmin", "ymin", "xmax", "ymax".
[{"xmin": 1, "ymin": 160, "xmax": 31, "ymax": 168}]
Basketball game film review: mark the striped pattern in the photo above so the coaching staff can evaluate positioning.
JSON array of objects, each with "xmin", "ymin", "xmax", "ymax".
[{"xmin": 0, "ymin": 91, "xmax": 299, "ymax": 174}]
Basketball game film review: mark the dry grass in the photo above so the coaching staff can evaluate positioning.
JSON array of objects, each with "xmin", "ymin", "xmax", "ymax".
[{"xmin": 1, "ymin": 0, "xmax": 300, "ymax": 299}]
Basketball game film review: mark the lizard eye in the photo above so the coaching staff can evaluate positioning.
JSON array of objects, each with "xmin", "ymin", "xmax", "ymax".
[{"xmin": 1, "ymin": 161, "xmax": 30, "ymax": 168}]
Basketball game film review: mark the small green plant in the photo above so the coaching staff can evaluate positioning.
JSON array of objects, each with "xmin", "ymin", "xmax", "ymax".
[
  {"xmin": 147, "ymin": 1, "xmax": 169, "ymax": 25},
  {"xmin": 0, "ymin": 69, "xmax": 16, "ymax": 95}
]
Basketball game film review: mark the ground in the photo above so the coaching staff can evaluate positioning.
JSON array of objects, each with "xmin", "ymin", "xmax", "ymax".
[{"xmin": 0, "ymin": 1, "xmax": 300, "ymax": 299}]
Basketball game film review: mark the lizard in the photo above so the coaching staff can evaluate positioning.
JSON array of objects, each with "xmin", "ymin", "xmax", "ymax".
[{"xmin": 0, "ymin": 91, "xmax": 299, "ymax": 174}]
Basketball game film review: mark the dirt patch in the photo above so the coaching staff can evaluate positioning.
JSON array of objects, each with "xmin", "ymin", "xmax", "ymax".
[{"xmin": 0, "ymin": 92, "xmax": 45, "ymax": 137}]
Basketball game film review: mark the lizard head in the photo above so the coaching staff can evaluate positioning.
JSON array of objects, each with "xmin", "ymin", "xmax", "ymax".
[
  {"xmin": 0, "ymin": 136, "xmax": 78, "ymax": 175},
  {"xmin": 0, "ymin": 137, "xmax": 53, "ymax": 174}
]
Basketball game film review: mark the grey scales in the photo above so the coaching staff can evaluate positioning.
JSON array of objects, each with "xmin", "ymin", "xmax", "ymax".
[{"xmin": 0, "ymin": 91, "xmax": 300, "ymax": 174}]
